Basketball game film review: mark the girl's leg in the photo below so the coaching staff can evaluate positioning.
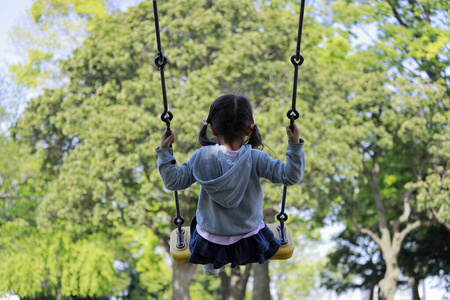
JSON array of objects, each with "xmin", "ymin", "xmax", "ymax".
[{"xmin": 203, "ymin": 263, "xmax": 220, "ymax": 275}]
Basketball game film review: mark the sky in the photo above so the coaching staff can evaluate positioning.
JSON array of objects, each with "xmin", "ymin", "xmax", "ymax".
[
  {"xmin": 0, "ymin": 1, "xmax": 448, "ymax": 300},
  {"xmin": 0, "ymin": 0, "xmax": 33, "ymax": 65}
]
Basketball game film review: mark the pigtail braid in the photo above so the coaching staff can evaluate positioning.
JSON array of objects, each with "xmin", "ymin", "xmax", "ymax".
[
  {"xmin": 198, "ymin": 123, "xmax": 217, "ymax": 146},
  {"xmin": 246, "ymin": 124, "xmax": 264, "ymax": 150}
]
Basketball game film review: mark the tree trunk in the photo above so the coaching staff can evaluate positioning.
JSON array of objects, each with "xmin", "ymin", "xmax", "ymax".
[
  {"xmin": 220, "ymin": 268, "xmax": 231, "ymax": 300},
  {"xmin": 409, "ymin": 277, "xmax": 421, "ymax": 300},
  {"xmin": 220, "ymin": 265, "xmax": 252, "ymax": 300},
  {"xmin": 172, "ymin": 263, "xmax": 198, "ymax": 300},
  {"xmin": 378, "ymin": 252, "xmax": 399, "ymax": 300},
  {"xmin": 375, "ymin": 222, "xmax": 425, "ymax": 300},
  {"xmin": 230, "ymin": 267, "xmax": 247, "ymax": 300},
  {"xmin": 378, "ymin": 278, "xmax": 396, "ymax": 300},
  {"xmin": 252, "ymin": 262, "xmax": 272, "ymax": 300},
  {"xmin": 56, "ymin": 273, "xmax": 62, "ymax": 300},
  {"xmin": 368, "ymin": 283, "xmax": 375, "ymax": 300},
  {"xmin": 362, "ymin": 158, "xmax": 426, "ymax": 300}
]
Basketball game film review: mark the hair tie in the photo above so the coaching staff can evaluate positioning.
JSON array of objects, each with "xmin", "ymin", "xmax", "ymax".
[{"xmin": 202, "ymin": 118, "xmax": 209, "ymax": 126}]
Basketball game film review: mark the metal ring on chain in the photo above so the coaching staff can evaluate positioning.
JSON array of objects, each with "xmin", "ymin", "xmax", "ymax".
[
  {"xmin": 173, "ymin": 216, "xmax": 185, "ymax": 226},
  {"xmin": 290, "ymin": 54, "xmax": 304, "ymax": 66},
  {"xmin": 286, "ymin": 109, "xmax": 300, "ymax": 120},
  {"xmin": 160, "ymin": 110, "xmax": 173, "ymax": 122},
  {"xmin": 154, "ymin": 55, "xmax": 168, "ymax": 68},
  {"xmin": 276, "ymin": 212, "xmax": 289, "ymax": 222}
]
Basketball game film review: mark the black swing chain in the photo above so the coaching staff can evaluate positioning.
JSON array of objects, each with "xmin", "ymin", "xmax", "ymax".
[
  {"xmin": 277, "ymin": 0, "xmax": 306, "ymax": 245},
  {"xmin": 152, "ymin": 0, "xmax": 185, "ymax": 249}
]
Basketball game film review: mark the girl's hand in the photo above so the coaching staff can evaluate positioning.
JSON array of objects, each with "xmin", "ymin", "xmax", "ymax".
[
  {"xmin": 286, "ymin": 123, "xmax": 300, "ymax": 143},
  {"xmin": 160, "ymin": 130, "xmax": 176, "ymax": 148}
]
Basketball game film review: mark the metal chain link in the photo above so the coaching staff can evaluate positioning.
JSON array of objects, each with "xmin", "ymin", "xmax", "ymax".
[
  {"xmin": 278, "ymin": 0, "xmax": 306, "ymax": 245},
  {"xmin": 152, "ymin": 0, "xmax": 185, "ymax": 249}
]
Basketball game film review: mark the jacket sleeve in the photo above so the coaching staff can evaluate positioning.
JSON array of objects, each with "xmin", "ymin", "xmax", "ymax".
[
  {"xmin": 155, "ymin": 147, "xmax": 197, "ymax": 191},
  {"xmin": 256, "ymin": 141, "xmax": 306, "ymax": 186}
]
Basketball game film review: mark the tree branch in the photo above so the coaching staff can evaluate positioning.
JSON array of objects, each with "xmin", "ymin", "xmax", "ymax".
[
  {"xmin": 144, "ymin": 215, "xmax": 170, "ymax": 253},
  {"xmin": 444, "ymin": 222, "xmax": 450, "ymax": 231},
  {"xmin": 397, "ymin": 187, "xmax": 416, "ymax": 225},
  {"xmin": 358, "ymin": 141, "xmax": 373, "ymax": 153},
  {"xmin": 243, "ymin": 264, "xmax": 252, "ymax": 285},
  {"xmin": 0, "ymin": 192, "xmax": 14, "ymax": 199},
  {"xmin": 419, "ymin": 1, "xmax": 431, "ymax": 24},
  {"xmin": 355, "ymin": 223, "xmax": 383, "ymax": 249},
  {"xmin": 385, "ymin": 0, "xmax": 408, "ymax": 27},
  {"xmin": 397, "ymin": 220, "xmax": 431, "ymax": 249},
  {"xmin": 367, "ymin": 146, "xmax": 388, "ymax": 231},
  {"xmin": 408, "ymin": 0, "xmax": 425, "ymax": 23}
]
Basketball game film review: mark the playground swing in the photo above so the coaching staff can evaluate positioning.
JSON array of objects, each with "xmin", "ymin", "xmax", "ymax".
[{"xmin": 152, "ymin": 0, "xmax": 306, "ymax": 264}]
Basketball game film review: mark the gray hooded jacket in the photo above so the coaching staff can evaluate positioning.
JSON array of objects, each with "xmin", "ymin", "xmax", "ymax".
[{"xmin": 156, "ymin": 142, "xmax": 305, "ymax": 235}]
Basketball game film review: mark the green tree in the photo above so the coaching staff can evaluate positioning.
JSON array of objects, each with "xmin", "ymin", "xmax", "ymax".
[
  {"xmin": 0, "ymin": 221, "xmax": 122, "ymax": 300},
  {"xmin": 8, "ymin": 0, "xmax": 141, "ymax": 89},
  {"xmin": 314, "ymin": 64, "xmax": 447, "ymax": 300},
  {"xmin": 321, "ymin": 230, "xmax": 386, "ymax": 299},
  {"xmin": 399, "ymin": 225, "xmax": 450, "ymax": 300},
  {"xmin": 330, "ymin": 0, "xmax": 449, "ymax": 93},
  {"xmin": 271, "ymin": 226, "xmax": 324, "ymax": 300},
  {"xmin": 322, "ymin": 227, "xmax": 450, "ymax": 300},
  {"xmin": 0, "ymin": 133, "xmax": 135, "ymax": 299},
  {"xmin": 2, "ymin": 51, "xmax": 139, "ymax": 300},
  {"xmin": 127, "ymin": 227, "xmax": 172, "ymax": 300},
  {"xmin": 310, "ymin": 1, "xmax": 449, "ymax": 299},
  {"xmin": 0, "ymin": 135, "xmax": 40, "ymax": 224}
]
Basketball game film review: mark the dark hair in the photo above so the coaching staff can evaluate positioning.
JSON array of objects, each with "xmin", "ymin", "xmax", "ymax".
[{"xmin": 198, "ymin": 94, "xmax": 264, "ymax": 149}]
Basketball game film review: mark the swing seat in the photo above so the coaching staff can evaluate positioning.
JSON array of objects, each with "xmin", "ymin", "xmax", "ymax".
[
  {"xmin": 266, "ymin": 223, "xmax": 295, "ymax": 260},
  {"xmin": 169, "ymin": 227, "xmax": 191, "ymax": 264},
  {"xmin": 169, "ymin": 223, "xmax": 295, "ymax": 264}
]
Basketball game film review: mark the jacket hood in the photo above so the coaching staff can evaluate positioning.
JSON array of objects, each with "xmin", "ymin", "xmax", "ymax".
[{"xmin": 192, "ymin": 144, "xmax": 253, "ymax": 209}]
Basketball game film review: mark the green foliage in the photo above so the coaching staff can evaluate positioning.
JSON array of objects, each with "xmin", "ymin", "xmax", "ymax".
[
  {"xmin": 271, "ymin": 228, "xmax": 324, "ymax": 299},
  {"xmin": 9, "ymin": 50, "xmax": 53, "ymax": 88},
  {"xmin": 399, "ymin": 225, "xmax": 450, "ymax": 280},
  {"xmin": 302, "ymin": 0, "xmax": 450, "ymax": 229},
  {"xmin": 190, "ymin": 273, "xmax": 221, "ymax": 300},
  {"xmin": 415, "ymin": 165, "xmax": 450, "ymax": 224},
  {"xmin": 10, "ymin": 0, "xmax": 111, "ymax": 88},
  {"xmin": 321, "ymin": 229, "xmax": 385, "ymax": 294},
  {"xmin": 329, "ymin": 0, "xmax": 450, "ymax": 88},
  {"xmin": 130, "ymin": 228, "xmax": 172, "ymax": 299},
  {"xmin": 313, "ymin": 0, "xmax": 449, "ymax": 296},
  {"xmin": 0, "ymin": 70, "xmax": 25, "ymax": 130},
  {"xmin": 0, "ymin": 135, "xmax": 42, "ymax": 225},
  {"xmin": 1, "ymin": 62, "xmax": 131, "ymax": 300},
  {"xmin": 0, "ymin": 221, "xmax": 119, "ymax": 298}
]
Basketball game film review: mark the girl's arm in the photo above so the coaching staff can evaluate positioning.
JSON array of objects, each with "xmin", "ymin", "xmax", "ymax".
[
  {"xmin": 256, "ymin": 142, "xmax": 306, "ymax": 186},
  {"xmin": 156, "ymin": 130, "xmax": 197, "ymax": 190},
  {"xmin": 257, "ymin": 123, "xmax": 305, "ymax": 185}
]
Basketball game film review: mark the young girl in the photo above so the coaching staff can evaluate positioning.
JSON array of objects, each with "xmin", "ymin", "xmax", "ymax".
[{"xmin": 156, "ymin": 94, "xmax": 305, "ymax": 275}]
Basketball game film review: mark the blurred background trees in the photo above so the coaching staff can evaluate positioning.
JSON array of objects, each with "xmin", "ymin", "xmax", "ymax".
[{"xmin": 0, "ymin": 0, "xmax": 448, "ymax": 299}]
